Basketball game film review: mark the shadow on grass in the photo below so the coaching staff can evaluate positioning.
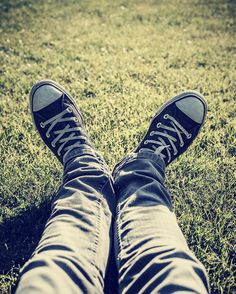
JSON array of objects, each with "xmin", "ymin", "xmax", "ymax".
[
  {"xmin": 0, "ymin": 199, "xmax": 52, "ymax": 290},
  {"xmin": 0, "ymin": 0, "xmax": 35, "ymax": 14},
  {"xmin": 0, "ymin": 198, "xmax": 118, "ymax": 293}
]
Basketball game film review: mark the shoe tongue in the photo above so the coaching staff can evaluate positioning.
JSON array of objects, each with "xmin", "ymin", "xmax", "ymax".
[
  {"xmin": 35, "ymin": 94, "xmax": 85, "ymax": 149},
  {"xmin": 154, "ymin": 145, "xmax": 168, "ymax": 156}
]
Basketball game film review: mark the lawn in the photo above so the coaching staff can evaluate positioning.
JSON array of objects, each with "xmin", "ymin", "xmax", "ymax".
[{"xmin": 0, "ymin": 0, "xmax": 235, "ymax": 293}]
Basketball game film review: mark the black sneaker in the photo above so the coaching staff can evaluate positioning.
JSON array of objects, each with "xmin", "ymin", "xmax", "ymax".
[
  {"xmin": 134, "ymin": 91, "xmax": 207, "ymax": 165},
  {"xmin": 30, "ymin": 80, "xmax": 92, "ymax": 164}
]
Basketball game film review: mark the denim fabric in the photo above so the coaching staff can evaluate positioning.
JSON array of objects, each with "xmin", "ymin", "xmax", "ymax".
[
  {"xmin": 113, "ymin": 151, "xmax": 210, "ymax": 293},
  {"xmin": 16, "ymin": 148, "xmax": 116, "ymax": 294},
  {"xmin": 16, "ymin": 149, "xmax": 209, "ymax": 293}
]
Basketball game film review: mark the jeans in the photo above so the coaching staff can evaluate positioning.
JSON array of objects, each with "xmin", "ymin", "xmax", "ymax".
[{"xmin": 15, "ymin": 148, "xmax": 210, "ymax": 293}]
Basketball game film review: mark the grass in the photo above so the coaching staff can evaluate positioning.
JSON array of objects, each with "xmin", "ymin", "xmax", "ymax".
[{"xmin": 0, "ymin": 0, "xmax": 235, "ymax": 293}]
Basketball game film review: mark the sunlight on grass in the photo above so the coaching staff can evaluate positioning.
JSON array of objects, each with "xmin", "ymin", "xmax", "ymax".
[{"xmin": 0, "ymin": 0, "xmax": 235, "ymax": 293}]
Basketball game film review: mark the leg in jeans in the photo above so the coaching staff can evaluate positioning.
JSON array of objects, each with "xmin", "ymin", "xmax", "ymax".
[
  {"xmin": 16, "ymin": 149, "xmax": 116, "ymax": 294},
  {"xmin": 113, "ymin": 151, "xmax": 209, "ymax": 293},
  {"xmin": 16, "ymin": 81, "xmax": 116, "ymax": 293},
  {"xmin": 113, "ymin": 92, "xmax": 210, "ymax": 293}
]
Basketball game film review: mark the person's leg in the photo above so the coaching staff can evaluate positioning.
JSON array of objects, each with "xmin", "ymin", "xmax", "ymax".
[
  {"xmin": 16, "ymin": 81, "xmax": 116, "ymax": 294},
  {"xmin": 113, "ymin": 92, "xmax": 210, "ymax": 293}
]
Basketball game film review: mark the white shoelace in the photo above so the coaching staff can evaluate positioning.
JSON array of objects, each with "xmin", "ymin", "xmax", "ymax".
[
  {"xmin": 140, "ymin": 114, "xmax": 192, "ymax": 163},
  {"xmin": 40, "ymin": 107, "xmax": 87, "ymax": 158}
]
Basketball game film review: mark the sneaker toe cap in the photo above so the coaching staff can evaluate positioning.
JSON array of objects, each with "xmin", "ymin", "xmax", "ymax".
[
  {"xmin": 176, "ymin": 96, "xmax": 206, "ymax": 124},
  {"xmin": 32, "ymin": 84, "xmax": 63, "ymax": 112}
]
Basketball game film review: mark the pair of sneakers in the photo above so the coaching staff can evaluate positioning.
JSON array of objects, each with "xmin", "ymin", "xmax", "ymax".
[{"xmin": 30, "ymin": 80, "xmax": 207, "ymax": 166}]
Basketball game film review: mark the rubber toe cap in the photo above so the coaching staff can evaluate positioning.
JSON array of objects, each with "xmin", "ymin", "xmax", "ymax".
[
  {"xmin": 32, "ymin": 84, "xmax": 63, "ymax": 112},
  {"xmin": 176, "ymin": 96, "xmax": 205, "ymax": 124}
]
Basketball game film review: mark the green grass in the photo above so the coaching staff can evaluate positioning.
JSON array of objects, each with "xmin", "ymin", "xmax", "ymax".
[{"xmin": 0, "ymin": 0, "xmax": 235, "ymax": 293}]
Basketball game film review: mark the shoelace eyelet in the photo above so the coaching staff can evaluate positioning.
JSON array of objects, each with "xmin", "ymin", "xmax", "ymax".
[
  {"xmin": 150, "ymin": 131, "xmax": 155, "ymax": 136},
  {"xmin": 67, "ymin": 107, "xmax": 73, "ymax": 113},
  {"xmin": 40, "ymin": 122, "xmax": 45, "ymax": 128},
  {"xmin": 74, "ymin": 117, "xmax": 78, "ymax": 122},
  {"xmin": 51, "ymin": 142, "xmax": 56, "ymax": 148},
  {"xmin": 46, "ymin": 133, "xmax": 50, "ymax": 138},
  {"xmin": 180, "ymin": 143, "xmax": 184, "ymax": 147},
  {"xmin": 156, "ymin": 123, "xmax": 162, "ymax": 128},
  {"xmin": 187, "ymin": 134, "xmax": 192, "ymax": 139},
  {"xmin": 163, "ymin": 114, "xmax": 169, "ymax": 119},
  {"xmin": 144, "ymin": 140, "xmax": 148, "ymax": 145}
]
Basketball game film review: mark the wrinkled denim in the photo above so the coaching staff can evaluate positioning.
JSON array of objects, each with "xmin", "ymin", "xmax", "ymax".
[{"xmin": 15, "ymin": 149, "xmax": 209, "ymax": 294}]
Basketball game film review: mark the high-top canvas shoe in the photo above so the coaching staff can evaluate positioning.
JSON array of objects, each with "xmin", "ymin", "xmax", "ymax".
[
  {"xmin": 135, "ymin": 91, "xmax": 207, "ymax": 165},
  {"xmin": 30, "ymin": 80, "xmax": 92, "ymax": 164}
]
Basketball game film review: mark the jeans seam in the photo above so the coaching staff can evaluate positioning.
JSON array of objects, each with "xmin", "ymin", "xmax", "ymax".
[
  {"xmin": 91, "ymin": 175, "xmax": 111, "ymax": 278},
  {"xmin": 98, "ymin": 173, "xmax": 110, "ymax": 192},
  {"xmin": 91, "ymin": 196, "xmax": 102, "ymax": 277},
  {"xmin": 115, "ymin": 203, "xmax": 123, "ymax": 262}
]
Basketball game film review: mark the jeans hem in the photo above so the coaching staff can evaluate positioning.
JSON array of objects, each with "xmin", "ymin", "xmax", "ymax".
[
  {"xmin": 63, "ymin": 147, "xmax": 106, "ymax": 167},
  {"xmin": 112, "ymin": 151, "xmax": 166, "ymax": 179}
]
